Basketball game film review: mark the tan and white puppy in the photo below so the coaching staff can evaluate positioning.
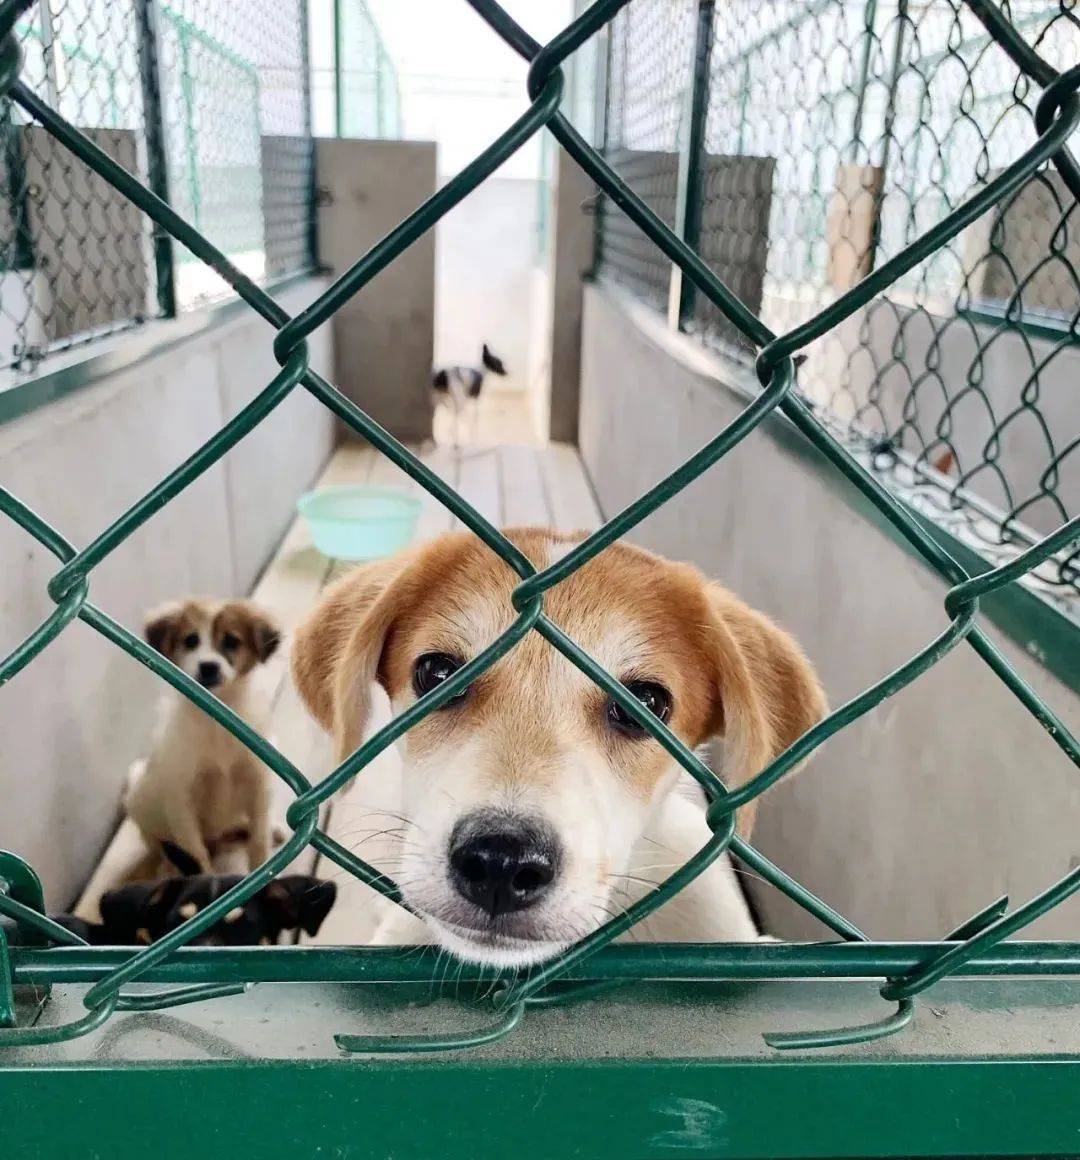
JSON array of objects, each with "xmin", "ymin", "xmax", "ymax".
[
  {"xmin": 125, "ymin": 598, "xmax": 281, "ymax": 875},
  {"xmin": 292, "ymin": 530, "xmax": 826, "ymax": 967}
]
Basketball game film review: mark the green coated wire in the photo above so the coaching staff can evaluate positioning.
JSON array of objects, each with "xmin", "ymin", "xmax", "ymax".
[
  {"xmin": 335, "ymin": 1001, "xmax": 525, "ymax": 1055},
  {"xmin": 0, "ymin": 0, "xmax": 1077, "ymax": 1056},
  {"xmin": 765, "ymin": 998, "xmax": 915, "ymax": 1051},
  {"xmin": 0, "ymin": 894, "xmax": 87, "ymax": 947},
  {"xmin": 15, "ymin": 940, "xmax": 1080, "ymax": 989}
]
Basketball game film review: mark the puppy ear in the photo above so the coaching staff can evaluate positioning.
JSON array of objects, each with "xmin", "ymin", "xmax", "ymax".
[
  {"xmin": 220, "ymin": 600, "xmax": 281, "ymax": 664},
  {"xmin": 161, "ymin": 841, "xmax": 202, "ymax": 877},
  {"xmin": 291, "ymin": 549, "xmax": 417, "ymax": 752},
  {"xmin": 261, "ymin": 877, "xmax": 337, "ymax": 937},
  {"xmin": 247, "ymin": 605, "xmax": 281, "ymax": 662},
  {"xmin": 482, "ymin": 344, "xmax": 507, "ymax": 375},
  {"xmin": 705, "ymin": 585, "xmax": 827, "ymax": 839},
  {"xmin": 144, "ymin": 602, "xmax": 184, "ymax": 658}
]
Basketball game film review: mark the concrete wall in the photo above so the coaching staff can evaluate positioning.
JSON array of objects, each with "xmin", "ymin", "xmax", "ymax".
[
  {"xmin": 544, "ymin": 151, "xmax": 595, "ymax": 444},
  {"xmin": 316, "ymin": 138, "xmax": 436, "ymax": 442},
  {"xmin": 434, "ymin": 166, "xmax": 590, "ymax": 442},
  {"xmin": 435, "ymin": 176, "xmax": 542, "ymax": 395},
  {"xmin": 0, "ymin": 278, "xmax": 334, "ymax": 909},
  {"xmin": 580, "ymin": 282, "xmax": 1080, "ymax": 940},
  {"xmin": 527, "ymin": 264, "xmax": 552, "ymax": 441}
]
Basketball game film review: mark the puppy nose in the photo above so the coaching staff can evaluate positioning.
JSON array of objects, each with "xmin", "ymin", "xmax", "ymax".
[
  {"xmin": 197, "ymin": 660, "xmax": 221, "ymax": 686},
  {"xmin": 449, "ymin": 818, "xmax": 559, "ymax": 917}
]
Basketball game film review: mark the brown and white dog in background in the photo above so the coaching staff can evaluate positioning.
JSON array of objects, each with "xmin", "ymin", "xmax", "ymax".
[
  {"xmin": 292, "ymin": 529, "xmax": 826, "ymax": 967},
  {"xmin": 125, "ymin": 598, "xmax": 281, "ymax": 876}
]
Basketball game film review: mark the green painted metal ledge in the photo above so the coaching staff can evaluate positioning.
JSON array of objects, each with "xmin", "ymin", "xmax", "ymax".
[{"xmin": 4, "ymin": 975, "xmax": 1080, "ymax": 1159}]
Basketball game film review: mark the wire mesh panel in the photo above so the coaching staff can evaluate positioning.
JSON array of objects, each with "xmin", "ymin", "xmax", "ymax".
[
  {"xmin": 0, "ymin": 0, "xmax": 316, "ymax": 374},
  {"xmin": 0, "ymin": 0, "xmax": 1078, "ymax": 1064},
  {"xmin": 653, "ymin": 0, "xmax": 1080, "ymax": 596},
  {"xmin": 156, "ymin": 0, "xmax": 316, "ymax": 306},
  {"xmin": 336, "ymin": 0, "xmax": 402, "ymax": 139},
  {"xmin": 693, "ymin": 0, "xmax": 874, "ymax": 357},
  {"xmin": 0, "ymin": 1, "xmax": 151, "ymax": 372},
  {"xmin": 595, "ymin": 0, "xmax": 696, "ymax": 311},
  {"xmin": 852, "ymin": 1, "xmax": 1080, "ymax": 590}
]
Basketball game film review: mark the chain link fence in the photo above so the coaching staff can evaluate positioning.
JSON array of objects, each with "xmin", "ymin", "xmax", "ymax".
[
  {"xmin": 334, "ymin": 0, "xmax": 401, "ymax": 139},
  {"xmin": 158, "ymin": 0, "xmax": 316, "ymax": 305},
  {"xmin": 0, "ymin": 0, "xmax": 1078, "ymax": 1061},
  {"xmin": 0, "ymin": 0, "xmax": 316, "ymax": 378},
  {"xmin": 596, "ymin": 0, "xmax": 1080, "ymax": 598},
  {"xmin": 595, "ymin": 0, "xmax": 696, "ymax": 311}
]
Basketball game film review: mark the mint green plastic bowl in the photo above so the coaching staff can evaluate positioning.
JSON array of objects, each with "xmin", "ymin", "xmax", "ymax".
[{"xmin": 297, "ymin": 485, "xmax": 422, "ymax": 561}]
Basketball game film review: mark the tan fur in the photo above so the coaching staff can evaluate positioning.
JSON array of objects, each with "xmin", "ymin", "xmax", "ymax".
[
  {"xmin": 126, "ymin": 597, "xmax": 282, "ymax": 874},
  {"xmin": 702, "ymin": 584, "xmax": 826, "ymax": 835},
  {"xmin": 291, "ymin": 529, "xmax": 826, "ymax": 962},
  {"xmin": 294, "ymin": 530, "xmax": 823, "ymax": 827},
  {"xmin": 291, "ymin": 549, "xmax": 418, "ymax": 742}
]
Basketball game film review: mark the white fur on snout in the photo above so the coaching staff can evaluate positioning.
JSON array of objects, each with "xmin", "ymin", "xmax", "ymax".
[
  {"xmin": 388, "ymin": 698, "xmax": 653, "ymax": 968},
  {"xmin": 175, "ymin": 642, "xmax": 236, "ymax": 686},
  {"xmin": 426, "ymin": 917, "xmax": 570, "ymax": 968}
]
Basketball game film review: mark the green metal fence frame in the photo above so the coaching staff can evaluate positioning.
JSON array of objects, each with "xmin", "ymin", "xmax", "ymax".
[
  {"xmin": 0, "ymin": 0, "xmax": 1078, "ymax": 1071},
  {"xmin": 12, "ymin": 1050, "xmax": 1080, "ymax": 1160},
  {"xmin": 135, "ymin": 0, "xmax": 177, "ymax": 319}
]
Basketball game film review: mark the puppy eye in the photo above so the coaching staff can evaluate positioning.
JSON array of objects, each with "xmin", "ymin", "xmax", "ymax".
[
  {"xmin": 221, "ymin": 632, "xmax": 241, "ymax": 652},
  {"xmin": 182, "ymin": 633, "xmax": 199, "ymax": 650},
  {"xmin": 607, "ymin": 681, "xmax": 672, "ymax": 738},
  {"xmin": 413, "ymin": 652, "xmax": 468, "ymax": 705}
]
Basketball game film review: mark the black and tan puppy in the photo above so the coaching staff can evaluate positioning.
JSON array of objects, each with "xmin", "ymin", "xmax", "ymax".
[{"xmin": 51, "ymin": 844, "xmax": 336, "ymax": 946}]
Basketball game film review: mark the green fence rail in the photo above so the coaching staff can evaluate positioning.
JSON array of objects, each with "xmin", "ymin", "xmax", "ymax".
[
  {"xmin": 598, "ymin": 0, "xmax": 1080, "ymax": 599},
  {"xmin": 0, "ymin": 0, "xmax": 1078, "ymax": 1057}
]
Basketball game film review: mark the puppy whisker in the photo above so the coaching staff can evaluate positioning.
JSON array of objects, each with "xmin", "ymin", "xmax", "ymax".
[{"xmin": 606, "ymin": 872, "xmax": 664, "ymax": 890}]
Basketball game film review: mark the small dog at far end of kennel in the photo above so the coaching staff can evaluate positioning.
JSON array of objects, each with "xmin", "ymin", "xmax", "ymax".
[
  {"xmin": 292, "ymin": 528, "xmax": 827, "ymax": 968},
  {"xmin": 431, "ymin": 342, "xmax": 507, "ymax": 449},
  {"xmin": 124, "ymin": 597, "xmax": 282, "ymax": 876}
]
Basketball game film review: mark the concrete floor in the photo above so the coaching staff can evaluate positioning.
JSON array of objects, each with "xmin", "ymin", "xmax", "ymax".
[{"xmin": 431, "ymin": 387, "xmax": 542, "ymax": 449}]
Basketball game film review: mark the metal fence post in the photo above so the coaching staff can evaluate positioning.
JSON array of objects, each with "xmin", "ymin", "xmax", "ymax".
[
  {"xmin": 299, "ymin": 0, "xmax": 319, "ymax": 271},
  {"xmin": 850, "ymin": 0, "xmax": 880, "ymax": 164},
  {"xmin": 586, "ymin": 14, "xmax": 612, "ymax": 281},
  {"xmin": 36, "ymin": 0, "xmax": 60, "ymax": 112},
  {"xmin": 135, "ymin": 0, "xmax": 176, "ymax": 319},
  {"xmin": 671, "ymin": 0, "xmax": 715, "ymax": 329},
  {"xmin": 176, "ymin": 22, "xmax": 200, "ymax": 232},
  {"xmin": 735, "ymin": 54, "xmax": 750, "ymax": 156},
  {"xmin": 868, "ymin": 0, "xmax": 909, "ymax": 270}
]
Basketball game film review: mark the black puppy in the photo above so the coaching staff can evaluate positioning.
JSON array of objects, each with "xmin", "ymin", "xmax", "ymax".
[{"xmin": 51, "ymin": 843, "xmax": 336, "ymax": 946}]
